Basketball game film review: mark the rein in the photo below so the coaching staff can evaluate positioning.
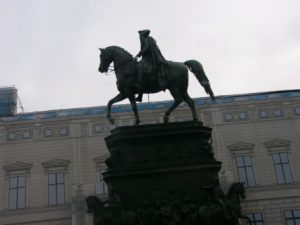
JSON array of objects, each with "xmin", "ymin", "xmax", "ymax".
[{"xmin": 105, "ymin": 58, "xmax": 136, "ymax": 75}]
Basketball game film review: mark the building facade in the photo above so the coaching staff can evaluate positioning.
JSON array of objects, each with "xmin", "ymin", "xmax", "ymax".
[{"xmin": 1, "ymin": 89, "xmax": 300, "ymax": 225}]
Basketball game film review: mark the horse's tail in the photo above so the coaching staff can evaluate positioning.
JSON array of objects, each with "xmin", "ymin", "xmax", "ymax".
[{"xmin": 184, "ymin": 60, "xmax": 215, "ymax": 101}]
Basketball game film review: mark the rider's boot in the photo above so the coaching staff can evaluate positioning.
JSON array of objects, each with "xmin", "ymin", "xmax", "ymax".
[
  {"xmin": 136, "ymin": 93, "xmax": 143, "ymax": 102},
  {"xmin": 135, "ymin": 67, "xmax": 144, "ymax": 102}
]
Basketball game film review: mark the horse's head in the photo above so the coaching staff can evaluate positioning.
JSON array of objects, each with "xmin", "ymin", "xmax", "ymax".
[
  {"xmin": 227, "ymin": 182, "xmax": 246, "ymax": 201},
  {"xmin": 236, "ymin": 182, "xmax": 246, "ymax": 199},
  {"xmin": 98, "ymin": 48, "xmax": 113, "ymax": 73},
  {"xmin": 86, "ymin": 196, "xmax": 103, "ymax": 214}
]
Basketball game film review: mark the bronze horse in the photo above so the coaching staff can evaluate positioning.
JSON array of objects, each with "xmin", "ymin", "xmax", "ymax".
[
  {"xmin": 98, "ymin": 46, "xmax": 215, "ymax": 125},
  {"xmin": 198, "ymin": 182, "xmax": 252, "ymax": 225}
]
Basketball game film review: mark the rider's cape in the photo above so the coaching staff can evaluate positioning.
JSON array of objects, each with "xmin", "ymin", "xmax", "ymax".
[{"xmin": 147, "ymin": 36, "xmax": 167, "ymax": 70}]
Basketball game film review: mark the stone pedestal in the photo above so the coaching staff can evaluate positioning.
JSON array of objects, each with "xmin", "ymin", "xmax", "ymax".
[{"xmin": 103, "ymin": 122, "xmax": 221, "ymax": 210}]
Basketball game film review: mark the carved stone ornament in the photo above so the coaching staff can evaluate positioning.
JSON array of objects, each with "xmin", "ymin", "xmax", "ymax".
[
  {"xmin": 263, "ymin": 138, "xmax": 291, "ymax": 148},
  {"xmin": 227, "ymin": 141, "xmax": 255, "ymax": 155},
  {"xmin": 3, "ymin": 161, "xmax": 33, "ymax": 172},
  {"xmin": 41, "ymin": 158, "xmax": 70, "ymax": 173}
]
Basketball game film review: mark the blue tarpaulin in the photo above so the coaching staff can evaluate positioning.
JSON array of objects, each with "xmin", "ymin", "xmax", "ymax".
[{"xmin": 0, "ymin": 87, "xmax": 17, "ymax": 117}]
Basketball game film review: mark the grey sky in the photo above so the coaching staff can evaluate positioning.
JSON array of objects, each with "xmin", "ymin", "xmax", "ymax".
[{"xmin": 0, "ymin": 0, "xmax": 299, "ymax": 112}]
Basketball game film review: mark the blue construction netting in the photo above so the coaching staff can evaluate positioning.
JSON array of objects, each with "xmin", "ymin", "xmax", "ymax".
[{"xmin": 0, "ymin": 87, "xmax": 17, "ymax": 117}]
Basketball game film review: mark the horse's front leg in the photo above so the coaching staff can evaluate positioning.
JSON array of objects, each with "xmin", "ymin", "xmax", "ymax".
[
  {"xmin": 128, "ymin": 96, "xmax": 140, "ymax": 125},
  {"xmin": 239, "ymin": 214, "xmax": 252, "ymax": 225},
  {"xmin": 106, "ymin": 93, "xmax": 126, "ymax": 124}
]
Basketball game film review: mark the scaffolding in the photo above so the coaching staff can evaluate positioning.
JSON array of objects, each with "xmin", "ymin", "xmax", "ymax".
[{"xmin": 0, "ymin": 86, "xmax": 17, "ymax": 117}]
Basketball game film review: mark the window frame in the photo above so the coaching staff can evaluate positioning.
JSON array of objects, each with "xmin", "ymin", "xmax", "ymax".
[
  {"xmin": 93, "ymin": 156, "xmax": 110, "ymax": 196},
  {"xmin": 246, "ymin": 212, "xmax": 264, "ymax": 225},
  {"xmin": 22, "ymin": 130, "xmax": 32, "ymax": 139},
  {"xmin": 284, "ymin": 210, "xmax": 300, "ymax": 225},
  {"xmin": 293, "ymin": 106, "xmax": 300, "ymax": 116},
  {"xmin": 8, "ymin": 175, "xmax": 26, "ymax": 210},
  {"xmin": 223, "ymin": 112, "xmax": 234, "ymax": 122},
  {"xmin": 7, "ymin": 131, "xmax": 17, "ymax": 140},
  {"xmin": 4, "ymin": 162, "xmax": 32, "ymax": 211},
  {"xmin": 235, "ymin": 155, "xmax": 256, "ymax": 187},
  {"xmin": 239, "ymin": 111, "xmax": 249, "ymax": 120},
  {"xmin": 272, "ymin": 152, "xmax": 293, "ymax": 184},
  {"xmin": 58, "ymin": 127, "xmax": 68, "ymax": 136},
  {"xmin": 44, "ymin": 128, "xmax": 53, "ymax": 137},
  {"xmin": 94, "ymin": 124, "xmax": 102, "ymax": 134},
  {"xmin": 42, "ymin": 158, "xmax": 70, "ymax": 206},
  {"xmin": 95, "ymin": 168, "xmax": 109, "ymax": 195},
  {"xmin": 48, "ymin": 172, "xmax": 65, "ymax": 206}
]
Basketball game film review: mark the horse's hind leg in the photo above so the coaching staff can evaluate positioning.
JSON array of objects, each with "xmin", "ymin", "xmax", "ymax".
[
  {"xmin": 128, "ymin": 95, "xmax": 140, "ymax": 125},
  {"xmin": 107, "ymin": 93, "xmax": 126, "ymax": 124},
  {"xmin": 182, "ymin": 92, "xmax": 198, "ymax": 121},
  {"xmin": 164, "ymin": 89, "xmax": 183, "ymax": 123}
]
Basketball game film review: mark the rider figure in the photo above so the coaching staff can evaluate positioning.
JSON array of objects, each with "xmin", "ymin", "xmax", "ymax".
[{"xmin": 135, "ymin": 29, "xmax": 168, "ymax": 102}]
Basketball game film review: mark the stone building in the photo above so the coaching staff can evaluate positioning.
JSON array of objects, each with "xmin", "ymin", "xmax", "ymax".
[{"xmin": 0, "ymin": 89, "xmax": 300, "ymax": 225}]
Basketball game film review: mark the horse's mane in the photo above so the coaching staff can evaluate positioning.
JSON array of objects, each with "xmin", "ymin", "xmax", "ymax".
[{"xmin": 106, "ymin": 46, "xmax": 133, "ymax": 58}]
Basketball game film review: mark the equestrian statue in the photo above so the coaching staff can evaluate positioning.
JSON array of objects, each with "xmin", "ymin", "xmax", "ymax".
[
  {"xmin": 98, "ymin": 29, "xmax": 215, "ymax": 125},
  {"xmin": 86, "ymin": 183, "xmax": 251, "ymax": 225}
]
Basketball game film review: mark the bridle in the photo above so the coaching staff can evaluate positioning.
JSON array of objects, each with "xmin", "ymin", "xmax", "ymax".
[{"xmin": 105, "ymin": 57, "xmax": 137, "ymax": 74}]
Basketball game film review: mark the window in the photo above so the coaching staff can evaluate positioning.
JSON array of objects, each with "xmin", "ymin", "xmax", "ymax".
[
  {"xmin": 23, "ymin": 130, "xmax": 32, "ymax": 139},
  {"xmin": 246, "ymin": 212, "xmax": 264, "ymax": 225},
  {"xmin": 274, "ymin": 109, "xmax": 283, "ymax": 117},
  {"xmin": 48, "ymin": 173, "xmax": 65, "ymax": 206},
  {"xmin": 285, "ymin": 210, "xmax": 300, "ymax": 225},
  {"xmin": 59, "ymin": 127, "xmax": 67, "ymax": 136},
  {"xmin": 236, "ymin": 156, "xmax": 256, "ymax": 187},
  {"xmin": 94, "ymin": 124, "xmax": 102, "ymax": 134},
  {"xmin": 239, "ymin": 111, "xmax": 248, "ymax": 120},
  {"xmin": 272, "ymin": 153, "xmax": 293, "ymax": 184},
  {"xmin": 224, "ymin": 112, "xmax": 233, "ymax": 121},
  {"xmin": 294, "ymin": 107, "xmax": 300, "ymax": 115},
  {"xmin": 259, "ymin": 110, "xmax": 269, "ymax": 118},
  {"xmin": 7, "ymin": 132, "xmax": 17, "ymax": 140},
  {"xmin": 95, "ymin": 169, "xmax": 108, "ymax": 195},
  {"xmin": 45, "ymin": 129, "xmax": 53, "ymax": 137},
  {"xmin": 9, "ymin": 176, "xmax": 26, "ymax": 209}
]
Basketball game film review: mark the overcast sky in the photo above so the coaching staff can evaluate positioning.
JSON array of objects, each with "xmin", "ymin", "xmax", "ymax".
[{"xmin": 0, "ymin": 0, "xmax": 299, "ymax": 113}]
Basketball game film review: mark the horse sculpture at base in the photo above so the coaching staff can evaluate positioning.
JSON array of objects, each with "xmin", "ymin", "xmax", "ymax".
[
  {"xmin": 98, "ymin": 46, "xmax": 215, "ymax": 125},
  {"xmin": 198, "ymin": 182, "xmax": 252, "ymax": 225}
]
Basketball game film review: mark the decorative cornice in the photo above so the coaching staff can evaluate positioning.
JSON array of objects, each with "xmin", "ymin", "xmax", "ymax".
[
  {"xmin": 263, "ymin": 138, "xmax": 291, "ymax": 148},
  {"xmin": 3, "ymin": 161, "xmax": 33, "ymax": 172},
  {"xmin": 1, "ymin": 90, "xmax": 300, "ymax": 122},
  {"xmin": 41, "ymin": 158, "xmax": 70, "ymax": 168},
  {"xmin": 228, "ymin": 142, "xmax": 255, "ymax": 151},
  {"xmin": 227, "ymin": 142, "xmax": 255, "ymax": 156}
]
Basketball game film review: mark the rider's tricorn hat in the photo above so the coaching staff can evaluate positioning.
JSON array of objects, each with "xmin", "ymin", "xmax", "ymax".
[{"xmin": 138, "ymin": 29, "xmax": 150, "ymax": 37}]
